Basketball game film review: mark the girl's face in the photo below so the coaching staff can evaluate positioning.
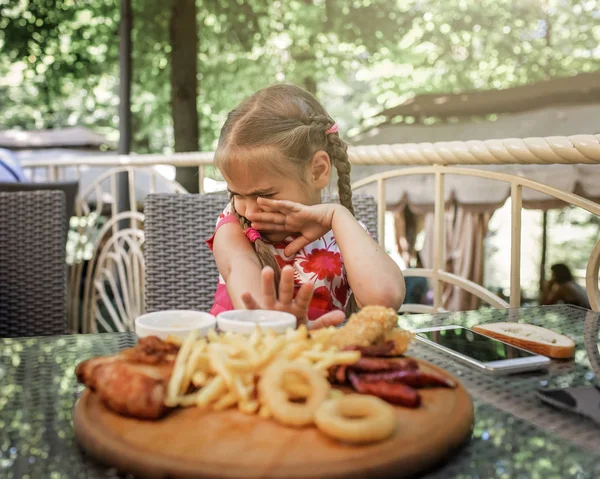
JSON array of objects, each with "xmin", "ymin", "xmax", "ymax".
[
  {"xmin": 224, "ymin": 168, "xmax": 315, "ymax": 242},
  {"xmin": 223, "ymin": 151, "xmax": 331, "ymax": 242}
]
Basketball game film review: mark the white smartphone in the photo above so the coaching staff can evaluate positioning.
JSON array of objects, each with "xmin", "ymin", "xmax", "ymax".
[{"xmin": 411, "ymin": 325, "xmax": 551, "ymax": 374}]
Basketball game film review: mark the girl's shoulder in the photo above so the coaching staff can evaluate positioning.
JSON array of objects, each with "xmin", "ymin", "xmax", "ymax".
[
  {"xmin": 213, "ymin": 202, "xmax": 237, "ymax": 228},
  {"xmin": 216, "ymin": 202, "xmax": 233, "ymax": 220},
  {"xmin": 206, "ymin": 202, "xmax": 236, "ymax": 251}
]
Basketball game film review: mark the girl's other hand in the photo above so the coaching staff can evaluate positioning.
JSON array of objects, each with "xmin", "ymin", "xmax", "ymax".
[
  {"xmin": 241, "ymin": 265, "xmax": 345, "ymax": 330},
  {"xmin": 246, "ymin": 198, "xmax": 340, "ymax": 256}
]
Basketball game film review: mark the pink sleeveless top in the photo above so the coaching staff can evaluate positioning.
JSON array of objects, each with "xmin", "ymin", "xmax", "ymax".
[{"xmin": 206, "ymin": 203, "xmax": 363, "ymax": 321}]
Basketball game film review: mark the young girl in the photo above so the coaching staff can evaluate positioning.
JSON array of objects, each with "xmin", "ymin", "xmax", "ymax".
[{"xmin": 207, "ymin": 84, "xmax": 405, "ymax": 327}]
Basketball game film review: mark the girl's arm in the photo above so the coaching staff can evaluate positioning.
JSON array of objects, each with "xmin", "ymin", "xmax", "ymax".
[
  {"xmin": 247, "ymin": 198, "xmax": 405, "ymax": 310},
  {"xmin": 212, "ymin": 222, "xmax": 264, "ymax": 308},
  {"xmin": 213, "ymin": 226, "xmax": 346, "ymax": 326},
  {"xmin": 330, "ymin": 205, "xmax": 405, "ymax": 310}
]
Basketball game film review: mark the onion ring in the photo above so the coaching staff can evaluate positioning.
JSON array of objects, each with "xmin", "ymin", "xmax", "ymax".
[
  {"xmin": 315, "ymin": 394, "xmax": 396, "ymax": 444},
  {"xmin": 258, "ymin": 361, "xmax": 330, "ymax": 427}
]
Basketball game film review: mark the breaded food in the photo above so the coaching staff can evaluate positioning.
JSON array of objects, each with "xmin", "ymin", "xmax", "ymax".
[
  {"xmin": 383, "ymin": 329, "xmax": 415, "ymax": 356},
  {"xmin": 75, "ymin": 336, "xmax": 179, "ymax": 419},
  {"xmin": 327, "ymin": 306, "xmax": 413, "ymax": 354}
]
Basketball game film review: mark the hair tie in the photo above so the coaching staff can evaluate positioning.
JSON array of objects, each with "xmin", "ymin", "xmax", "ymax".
[
  {"xmin": 325, "ymin": 123, "xmax": 338, "ymax": 135},
  {"xmin": 244, "ymin": 227, "xmax": 261, "ymax": 243}
]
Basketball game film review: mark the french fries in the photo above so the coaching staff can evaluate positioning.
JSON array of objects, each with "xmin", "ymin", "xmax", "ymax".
[
  {"xmin": 165, "ymin": 325, "xmax": 360, "ymax": 419},
  {"xmin": 165, "ymin": 330, "xmax": 198, "ymax": 407}
]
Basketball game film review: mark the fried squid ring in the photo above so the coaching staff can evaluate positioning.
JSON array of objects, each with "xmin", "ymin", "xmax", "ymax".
[
  {"xmin": 258, "ymin": 361, "xmax": 330, "ymax": 427},
  {"xmin": 315, "ymin": 394, "xmax": 396, "ymax": 444}
]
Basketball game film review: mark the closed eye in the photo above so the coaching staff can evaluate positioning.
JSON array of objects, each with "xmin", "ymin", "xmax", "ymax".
[{"xmin": 227, "ymin": 189, "xmax": 277, "ymax": 198}]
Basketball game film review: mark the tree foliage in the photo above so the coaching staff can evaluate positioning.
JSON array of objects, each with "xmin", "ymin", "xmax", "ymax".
[
  {"xmin": 0, "ymin": 1, "xmax": 119, "ymax": 133},
  {"xmin": 1, "ymin": 0, "xmax": 598, "ymax": 152}
]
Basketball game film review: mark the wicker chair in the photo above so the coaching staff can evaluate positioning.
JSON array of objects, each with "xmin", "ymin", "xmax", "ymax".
[
  {"xmin": 0, "ymin": 191, "xmax": 67, "ymax": 337},
  {"xmin": 143, "ymin": 193, "xmax": 378, "ymax": 313},
  {"xmin": 0, "ymin": 181, "xmax": 78, "ymax": 228}
]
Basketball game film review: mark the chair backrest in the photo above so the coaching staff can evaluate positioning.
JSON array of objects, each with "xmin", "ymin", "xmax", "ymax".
[
  {"xmin": 0, "ymin": 181, "xmax": 79, "ymax": 234},
  {"xmin": 0, "ymin": 190, "xmax": 67, "ymax": 337},
  {"xmin": 144, "ymin": 194, "xmax": 229, "ymax": 313},
  {"xmin": 143, "ymin": 193, "xmax": 378, "ymax": 313}
]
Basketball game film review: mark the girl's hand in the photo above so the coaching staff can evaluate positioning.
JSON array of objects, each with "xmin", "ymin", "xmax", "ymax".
[
  {"xmin": 246, "ymin": 198, "xmax": 340, "ymax": 256},
  {"xmin": 241, "ymin": 265, "xmax": 345, "ymax": 330}
]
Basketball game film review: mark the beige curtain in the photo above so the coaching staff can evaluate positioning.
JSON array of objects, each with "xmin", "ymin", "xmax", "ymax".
[
  {"xmin": 447, "ymin": 207, "xmax": 493, "ymax": 310},
  {"xmin": 419, "ymin": 206, "xmax": 456, "ymax": 306},
  {"xmin": 420, "ymin": 204, "xmax": 495, "ymax": 311},
  {"xmin": 393, "ymin": 204, "xmax": 425, "ymax": 266}
]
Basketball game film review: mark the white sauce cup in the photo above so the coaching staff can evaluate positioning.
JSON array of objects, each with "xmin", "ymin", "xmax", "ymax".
[
  {"xmin": 217, "ymin": 310, "xmax": 296, "ymax": 335},
  {"xmin": 135, "ymin": 310, "xmax": 216, "ymax": 340}
]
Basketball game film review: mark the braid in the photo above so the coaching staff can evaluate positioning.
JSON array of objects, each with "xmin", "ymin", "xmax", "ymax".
[
  {"xmin": 308, "ymin": 115, "xmax": 358, "ymax": 315},
  {"xmin": 308, "ymin": 115, "xmax": 355, "ymax": 216},
  {"xmin": 328, "ymin": 134, "xmax": 355, "ymax": 216},
  {"xmin": 230, "ymin": 198, "xmax": 282, "ymax": 292},
  {"xmin": 336, "ymin": 141, "xmax": 358, "ymax": 313},
  {"xmin": 307, "ymin": 113, "xmax": 331, "ymax": 131}
]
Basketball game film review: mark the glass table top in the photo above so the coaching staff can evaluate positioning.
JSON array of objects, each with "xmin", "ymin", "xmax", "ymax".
[{"xmin": 1, "ymin": 305, "xmax": 599, "ymax": 478}]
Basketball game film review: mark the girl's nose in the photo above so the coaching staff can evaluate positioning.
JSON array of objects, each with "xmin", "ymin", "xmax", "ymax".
[
  {"xmin": 244, "ymin": 198, "xmax": 261, "ymax": 217},
  {"xmin": 246, "ymin": 198, "xmax": 260, "ymax": 213}
]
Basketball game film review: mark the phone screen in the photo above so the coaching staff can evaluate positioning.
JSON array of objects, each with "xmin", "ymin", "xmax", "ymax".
[{"xmin": 417, "ymin": 327, "xmax": 537, "ymax": 362}]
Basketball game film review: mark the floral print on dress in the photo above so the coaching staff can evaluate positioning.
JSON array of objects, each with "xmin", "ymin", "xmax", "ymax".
[
  {"xmin": 208, "ymin": 202, "xmax": 368, "ymax": 318},
  {"xmin": 298, "ymin": 249, "xmax": 343, "ymax": 281}
]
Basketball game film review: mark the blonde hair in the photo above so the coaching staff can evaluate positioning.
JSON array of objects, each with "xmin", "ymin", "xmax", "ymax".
[{"xmin": 215, "ymin": 84, "xmax": 355, "ymax": 307}]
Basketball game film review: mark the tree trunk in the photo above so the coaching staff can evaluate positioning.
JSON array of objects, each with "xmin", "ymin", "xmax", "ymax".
[
  {"xmin": 170, "ymin": 0, "xmax": 200, "ymax": 193},
  {"xmin": 304, "ymin": 76, "xmax": 317, "ymax": 95}
]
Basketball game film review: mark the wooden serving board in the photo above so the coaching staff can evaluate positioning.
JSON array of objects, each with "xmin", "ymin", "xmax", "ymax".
[{"xmin": 73, "ymin": 359, "xmax": 473, "ymax": 479}]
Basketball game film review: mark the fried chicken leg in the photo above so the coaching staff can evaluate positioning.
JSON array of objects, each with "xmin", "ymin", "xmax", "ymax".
[{"xmin": 76, "ymin": 336, "xmax": 179, "ymax": 420}]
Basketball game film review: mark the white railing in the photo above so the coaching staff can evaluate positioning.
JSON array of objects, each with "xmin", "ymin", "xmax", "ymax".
[
  {"xmin": 20, "ymin": 134, "xmax": 600, "ymax": 332},
  {"xmin": 352, "ymin": 164, "xmax": 600, "ymax": 312}
]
